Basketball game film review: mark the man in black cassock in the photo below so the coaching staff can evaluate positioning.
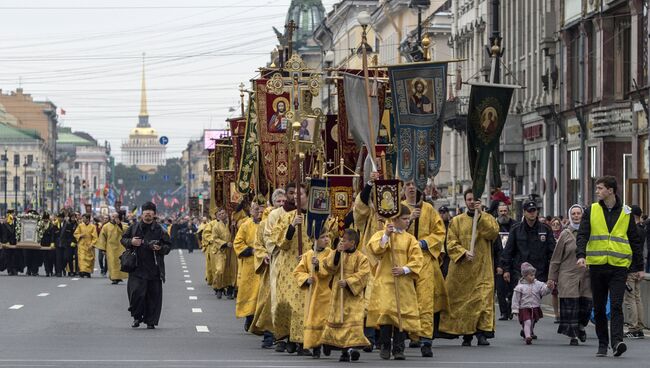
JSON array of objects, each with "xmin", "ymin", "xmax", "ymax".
[
  {"xmin": 2, "ymin": 210, "xmax": 22, "ymax": 275},
  {"xmin": 121, "ymin": 202, "xmax": 171, "ymax": 329}
]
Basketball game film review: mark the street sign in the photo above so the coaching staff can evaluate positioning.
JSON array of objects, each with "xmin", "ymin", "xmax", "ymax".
[{"xmin": 159, "ymin": 136, "xmax": 169, "ymax": 145}]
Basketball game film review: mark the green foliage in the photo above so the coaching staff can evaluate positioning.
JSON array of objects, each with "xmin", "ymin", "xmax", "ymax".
[{"xmin": 114, "ymin": 158, "xmax": 182, "ymax": 209}]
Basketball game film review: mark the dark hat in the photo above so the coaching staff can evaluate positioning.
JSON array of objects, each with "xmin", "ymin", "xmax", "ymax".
[
  {"xmin": 438, "ymin": 205, "xmax": 449, "ymax": 213},
  {"xmin": 141, "ymin": 201, "xmax": 157, "ymax": 213},
  {"xmin": 631, "ymin": 205, "xmax": 643, "ymax": 217},
  {"xmin": 42, "ymin": 213, "xmax": 50, "ymax": 220},
  {"xmin": 523, "ymin": 200, "xmax": 538, "ymax": 211}
]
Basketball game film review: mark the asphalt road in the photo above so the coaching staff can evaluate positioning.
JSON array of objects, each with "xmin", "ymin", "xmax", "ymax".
[{"xmin": 0, "ymin": 249, "xmax": 647, "ymax": 368}]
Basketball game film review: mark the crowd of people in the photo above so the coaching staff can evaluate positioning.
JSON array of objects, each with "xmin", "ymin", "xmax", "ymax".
[{"xmin": 192, "ymin": 174, "xmax": 646, "ymax": 361}]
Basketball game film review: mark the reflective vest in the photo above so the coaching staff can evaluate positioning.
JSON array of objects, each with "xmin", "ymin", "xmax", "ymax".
[{"xmin": 586, "ymin": 203, "xmax": 632, "ymax": 268}]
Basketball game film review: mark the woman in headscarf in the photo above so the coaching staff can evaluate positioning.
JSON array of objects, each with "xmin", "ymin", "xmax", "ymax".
[{"xmin": 547, "ymin": 205, "xmax": 592, "ymax": 345}]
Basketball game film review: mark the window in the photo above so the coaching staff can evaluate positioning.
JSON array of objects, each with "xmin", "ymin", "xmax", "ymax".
[
  {"xmin": 14, "ymin": 176, "xmax": 19, "ymax": 191},
  {"xmin": 26, "ymin": 155, "xmax": 33, "ymax": 166},
  {"xmin": 589, "ymin": 146, "xmax": 598, "ymax": 201},
  {"xmin": 570, "ymin": 29, "xmax": 580, "ymax": 104},
  {"xmin": 74, "ymin": 162, "xmax": 80, "ymax": 169},
  {"xmin": 569, "ymin": 150, "xmax": 580, "ymax": 206},
  {"xmin": 614, "ymin": 18, "xmax": 631, "ymax": 99},
  {"xmin": 13, "ymin": 154, "xmax": 19, "ymax": 166},
  {"xmin": 26, "ymin": 176, "xmax": 34, "ymax": 190},
  {"xmin": 0, "ymin": 176, "xmax": 5, "ymax": 191}
]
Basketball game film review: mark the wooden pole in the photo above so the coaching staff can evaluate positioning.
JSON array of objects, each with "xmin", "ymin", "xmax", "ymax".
[
  {"xmin": 305, "ymin": 221, "xmax": 317, "ymax": 321},
  {"xmin": 340, "ymin": 252, "xmax": 345, "ymax": 323},
  {"xmin": 293, "ymin": 122, "xmax": 304, "ymax": 256},
  {"xmin": 389, "ymin": 234, "xmax": 404, "ymax": 331},
  {"xmin": 361, "ymin": 26, "xmax": 377, "ymax": 169}
]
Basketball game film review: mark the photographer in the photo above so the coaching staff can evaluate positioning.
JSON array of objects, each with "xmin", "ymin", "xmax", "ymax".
[{"xmin": 120, "ymin": 202, "xmax": 171, "ymax": 329}]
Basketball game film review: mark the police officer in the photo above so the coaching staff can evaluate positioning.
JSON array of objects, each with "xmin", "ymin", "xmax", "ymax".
[
  {"xmin": 576, "ymin": 176, "xmax": 644, "ymax": 357},
  {"xmin": 500, "ymin": 199, "xmax": 555, "ymax": 284}
]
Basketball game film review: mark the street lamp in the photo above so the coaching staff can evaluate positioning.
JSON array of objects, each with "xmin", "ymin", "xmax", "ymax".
[
  {"xmin": 2, "ymin": 146, "xmax": 7, "ymax": 215},
  {"xmin": 324, "ymin": 50, "xmax": 335, "ymax": 114},
  {"xmin": 356, "ymin": 11, "xmax": 373, "ymax": 55}
]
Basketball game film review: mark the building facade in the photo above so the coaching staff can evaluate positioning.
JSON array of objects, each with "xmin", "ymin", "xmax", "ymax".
[{"xmin": 180, "ymin": 137, "xmax": 210, "ymax": 211}]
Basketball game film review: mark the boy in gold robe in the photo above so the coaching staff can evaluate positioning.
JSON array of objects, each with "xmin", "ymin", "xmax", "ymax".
[
  {"xmin": 74, "ymin": 214, "xmax": 97, "ymax": 278},
  {"xmin": 439, "ymin": 188, "xmax": 499, "ymax": 346},
  {"xmin": 201, "ymin": 214, "xmax": 216, "ymax": 286},
  {"xmin": 293, "ymin": 227, "xmax": 333, "ymax": 358},
  {"xmin": 211, "ymin": 208, "xmax": 232, "ymax": 299},
  {"xmin": 234, "ymin": 201, "xmax": 265, "ymax": 331},
  {"xmin": 320, "ymin": 229, "xmax": 371, "ymax": 362},
  {"xmin": 96, "ymin": 213, "xmax": 129, "ymax": 284},
  {"xmin": 401, "ymin": 180, "xmax": 447, "ymax": 357},
  {"xmin": 367, "ymin": 205, "xmax": 423, "ymax": 360}
]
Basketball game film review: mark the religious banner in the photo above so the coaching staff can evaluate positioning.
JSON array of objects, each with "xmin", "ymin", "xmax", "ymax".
[
  {"xmin": 342, "ymin": 73, "xmax": 380, "ymax": 168},
  {"xmin": 388, "ymin": 62, "xmax": 447, "ymax": 190},
  {"xmin": 373, "ymin": 179, "xmax": 402, "ymax": 219},
  {"xmin": 466, "ymin": 83, "xmax": 516, "ymax": 197},
  {"xmin": 306, "ymin": 178, "xmax": 330, "ymax": 239},
  {"xmin": 255, "ymin": 79, "xmax": 291, "ymax": 190},
  {"xmin": 236, "ymin": 93, "xmax": 259, "ymax": 194},
  {"xmin": 228, "ymin": 116, "xmax": 246, "ymax": 175},
  {"xmin": 335, "ymin": 78, "xmax": 360, "ymax": 172},
  {"xmin": 327, "ymin": 175, "xmax": 354, "ymax": 236}
]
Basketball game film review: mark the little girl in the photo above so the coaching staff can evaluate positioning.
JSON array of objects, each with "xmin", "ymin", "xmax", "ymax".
[{"xmin": 511, "ymin": 262, "xmax": 551, "ymax": 344}]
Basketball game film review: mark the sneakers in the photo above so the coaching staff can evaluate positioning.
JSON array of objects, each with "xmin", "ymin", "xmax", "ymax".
[
  {"xmin": 420, "ymin": 344, "xmax": 433, "ymax": 357},
  {"xmin": 215, "ymin": 289, "xmax": 223, "ymax": 299},
  {"xmin": 477, "ymin": 335, "xmax": 490, "ymax": 346},
  {"xmin": 379, "ymin": 348, "xmax": 391, "ymax": 360},
  {"xmin": 339, "ymin": 351, "xmax": 350, "ymax": 362},
  {"xmin": 577, "ymin": 329, "xmax": 587, "ymax": 343},
  {"xmin": 625, "ymin": 330, "xmax": 645, "ymax": 339},
  {"xmin": 596, "ymin": 345, "xmax": 608, "ymax": 357},
  {"xmin": 349, "ymin": 349, "xmax": 360, "ymax": 361},
  {"xmin": 613, "ymin": 342, "xmax": 627, "ymax": 357},
  {"xmin": 274, "ymin": 341, "xmax": 286, "ymax": 353},
  {"xmin": 131, "ymin": 319, "xmax": 141, "ymax": 328},
  {"xmin": 393, "ymin": 350, "xmax": 406, "ymax": 360},
  {"xmin": 461, "ymin": 336, "xmax": 472, "ymax": 346},
  {"xmin": 285, "ymin": 342, "xmax": 297, "ymax": 354},
  {"xmin": 569, "ymin": 338, "xmax": 579, "ymax": 346},
  {"xmin": 498, "ymin": 314, "xmax": 509, "ymax": 321}
]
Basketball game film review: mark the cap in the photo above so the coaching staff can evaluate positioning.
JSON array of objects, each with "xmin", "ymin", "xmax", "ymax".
[
  {"xmin": 523, "ymin": 200, "xmax": 538, "ymax": 211},
  {"xmin": 438, "ymin": 205, "xmax": 449, "ymax": 213},
  {"xmin": 631, "ymin": 205, "xmax": 642, "ymax": 217}
]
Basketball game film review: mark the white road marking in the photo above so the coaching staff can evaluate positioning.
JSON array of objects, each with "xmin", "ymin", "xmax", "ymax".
[
  {"xmin": 183, "ymin": 275, "xmax": 190, "ymax": 278},
  {"xmin": 192, "ymin": 308, "xmax": 202, "ymax": 313},
  {"xmin": 183, "ymin": 270, "xmax": 189, "ymax": 273},
  {"xmin": 57, "ymin": 284, "xmax": 67, "ymax": 288},
  {"xmin": 182, "ymin": 266, "xmax": 187, "ymax": 269},
  {"xmin": 71, "ymin": 278, "xmax": 80, "ymax": 281},
  {"xmin": 185, "ymin": 280, "xmax": 192, "ymax": 283},
  {"xmin": 37, "ymin": 293, "xmax": 49, "ymax": 297},
  {"xmin": 186, "ymin": 287, "xmax": 195, "ymax": 290},
  {"xmin": 189, "ymin": 296, "xmax": 197, "ymax": 300},
  {"xmin": 195, "ymin": 325, "xmax": 209, "ymax": 332},
  {"xmin": 9, "ymin": 305, "xmax": 23, "ymax": 310},
  {"xmin": 177, "ymin": 249, "xmax": 183, "ymax": 254}
]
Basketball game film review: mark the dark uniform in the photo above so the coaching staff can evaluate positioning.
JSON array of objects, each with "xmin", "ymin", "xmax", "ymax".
[
  {"xmin": 2, "ymin": 212, "xmax": 22, "ymax": 275},
  {"xmin": 501, "ymin": 215, "xmax": 556, "ymax": 283},
  {"xmin": 58, "ymin": 217, "xmax": 78, "ymax": 276},
  {"xmin": 40, "ymin": 217, "xmax": 57, "ymax": 276}
]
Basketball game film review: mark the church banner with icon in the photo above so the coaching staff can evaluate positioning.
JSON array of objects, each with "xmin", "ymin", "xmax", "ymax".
[
  {"xmin": 373, "ymin": 179, "xmax": 402, "ymax": 219},
  {"xmin": 327, "ymin": 175, "xmax": 354, "ymax": 236},
  {"xmin": 307, "ymin": 178, "xmax": 330, "ymax": 239},
  {"xmin": 256, "ymin": 79, "xmax": 291, "ymax": 190},
  {"xmin": 236, "ymin": 93, "xmax": 259, "ymax": 195},
  {"xmin": 388, "ymin": 62, "xmax": 447, "ymax": 190},
  {"xmin": 466, "ymin": 83, "xmax": 516, "ymax": 198}
]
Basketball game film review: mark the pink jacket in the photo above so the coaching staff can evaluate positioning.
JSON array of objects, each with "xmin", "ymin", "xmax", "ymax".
[{"xmin": 511, "ymin": 279, "xmax": 551, "ymax": 310}]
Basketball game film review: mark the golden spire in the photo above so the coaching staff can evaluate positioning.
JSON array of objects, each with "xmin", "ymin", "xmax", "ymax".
[{"xmin": 139, "ymin": 53, "xmax": 148, "ymax": 117}]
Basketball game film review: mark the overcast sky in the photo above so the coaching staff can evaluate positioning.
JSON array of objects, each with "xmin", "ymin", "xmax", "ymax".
[{"xmin": 0, "ymin": 0, "xmax": 335, "ymax": 162}]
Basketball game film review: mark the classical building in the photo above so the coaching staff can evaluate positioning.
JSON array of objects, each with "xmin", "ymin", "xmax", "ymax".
[
  {"xmin": 180, "ymin": 135, "xmax": 211, "ymax": 211},
  {"xmin": 121, "ymin": 61, "xmax": 166, "ymax": 173}
]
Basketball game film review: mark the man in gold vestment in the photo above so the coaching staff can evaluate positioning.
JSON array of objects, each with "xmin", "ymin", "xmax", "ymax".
[
  {"xmin": 74, "ymin": 214, "xmax": 97, "ymax": 278},
  {"xmin": 96, "ymin": 213, "xmax": 129, "ymax": 284}
]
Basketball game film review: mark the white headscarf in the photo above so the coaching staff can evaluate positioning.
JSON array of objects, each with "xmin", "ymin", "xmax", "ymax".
[{"xmin": 568, "ymin": 204, "xmax": 583, "ymax": 230}]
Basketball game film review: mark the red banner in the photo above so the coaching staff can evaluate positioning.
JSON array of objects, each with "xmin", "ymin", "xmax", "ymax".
[{"xmin": 256, "ymin": 79, "xmax": 291, "ymax": 190}]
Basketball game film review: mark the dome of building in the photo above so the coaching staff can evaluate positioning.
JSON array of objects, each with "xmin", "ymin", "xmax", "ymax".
[{"xmin": 130, "ymin": 127, "xmax": 157, "ymax": 136}]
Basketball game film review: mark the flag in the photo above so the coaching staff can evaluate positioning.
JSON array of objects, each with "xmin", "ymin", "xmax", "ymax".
[
  {"xmin": 388, "ymin": 62, "xmax": 447, "ymax": 190},
  {"xmin": 236, "ymin": 92, "xmax": 259, "ymax": 194},
  {"xmin": 342, "ymin": 73, "xmax": 380, "ymax": 171},
  {"xmin": 466, "ymin": 83, "xmax": 517, "ymax": 198}
]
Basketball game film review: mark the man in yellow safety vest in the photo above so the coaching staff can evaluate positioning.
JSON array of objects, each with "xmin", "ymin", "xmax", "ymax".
[{"xmin": 576, "ymin": 176, "xmax": 645, "ymax": 358}]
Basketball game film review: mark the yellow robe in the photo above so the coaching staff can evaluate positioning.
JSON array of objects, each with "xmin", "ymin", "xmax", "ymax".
[
  {"xmin": 264, "ymin": 206, "xmax": 289, "ymax": 336},
  {"xmin": 96, "ymin": 222, "xmax": 129, "ymax": 281},
  {"xmin": 74, "ymin": 223, "xmax": 97, "ymax": 274},
  {"xmin": 366, "ymin": 230, "xmax": 423, "ymax": 333},
  {"xmin": 202, "ymin": 220, "xmax": 215, "ymax": 285},
  {"xmin": 250, "ymin": 208, "xmax": 274, "ymax": 335},
  {"xmin": 233, "ymin": 218, "xmax": 260, "ymax": 318},
  {"xmin": 293, "ymin": 247, "xmax": 333, "ymax": 348},
  {"xmin": 320, "ymin": 249, "xmax": 371, "ymax": 349},
  {"xmin": 211, "ymin": 220, "xmax": 232, "ymax": 290},
  {"xmin": 270, "ymin": 209, "xmax": 309, "ymax": 342},
  {"xmin": 439, "ymin": 212, "xmax": 499, "ymax": 336},
  {"xmin": 402, "ymin": 200, "xmax": 447, "ymax": 339}
]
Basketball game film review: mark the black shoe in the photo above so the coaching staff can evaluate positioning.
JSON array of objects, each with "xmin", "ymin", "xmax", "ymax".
[
  {"xmin": 578, "ymin": 329, "xmax": 587, "ymax": 342},
  {"xmin": 596, "ymin": 345, "xmax": 608, "ymax": 357},
  {"xmin": 46, "ymin": 273, "xmax": 51, "ymax": 277},
  {"xmin": 393, "ymin": 350, "xmax": 406, "ymax": 360},
  {"xmin": 498, "ymin": 314, "xmax": 508, "ymax": 321},
  {"xmin": 408, "ymin": 340, "xmax": 421, "ymax": 348},
  {"xmin": 322, "ymin": 344, "xmax": 331, "ymax": 356},
  {"xmin": 32, "ymin": 272, "xmax": 39, "ymax": 276},
  {"xmin": 363, "ymin": 344, "xmax": 373, "ymax": 353},
  {"xmin": 111, "ymin": 280, "xmax": 120, "ymax": 285},
  {"xmin": 311, "ymin": 347, "xmax": 320, "ymax": 359},
  {"xmin": 554, "ymin": 317, "xmax": 560, "ymax": 324},
  {"xmin": 296, "ymin": 348, "xmax": 311, "ymax": 356},
  {"xmin": 461, "ymin": 337, "xmax": 472, "ymax": 347},
  {"xmin": 55, "ymin": 273, "xmax": 62, "ymax": 277},
  {"xmin": 379, "ymin": 348, "xmax": 391, "ymax": 360},
  {"xmin": 147, "ymin": 324, "xmax": 155, "ymax": 329},
  {"xmin": 613, "ymin": 342, "xmax": 627, "ymax": 357},
  {"xmin": 421, "ymin": 344, "xmax": 433, "ymax": 357},
  {"xmin": 261, "ymin": 341, "xmax": 274, "ymax": 349},
  {"xmin": 531, "ymin": 334, "xmax": 537, "ymax": 340},
  {"xmin": 274, "ymin": 341, "xmax": 286, "ymax": 352},
  {"xmin": 477, "ymin": 335, "xmax": 490, "ymax": 346},
  {"xmin": 634, "ymin": 330, "xmax": 645, "ymax": 339},
  {"xmin": 131, "ymin": 319, "xmax": 141, "ymax": 328},
  {"xmin": 244, "ymin": 319, "xmax": 252, "ymax": 332},
  {"xmin": 520, "ymin": 330, "xmax": 525, "ymax": 338},
  {"xmin": 286, "ymin": 342, "xmax": 297, "ymax": 354},
  {"xmin": 350, "ymin": 349, "xmax": 360, "ymax": 361},
  {"xmin": 215, "ymin": 290, "xmax": 223, "ymax": 299},
  {"xmin": 570, "ymin": 338, "xmax": 579, "ymax": 346},
  {"xmin": 339, "ymin": 351, "xmax": 350, "ymax": 362}
]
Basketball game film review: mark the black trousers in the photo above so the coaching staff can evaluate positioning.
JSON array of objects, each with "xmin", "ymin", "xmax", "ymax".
[
  {"xmin": 589, "ymin": 265, "xmax": 626, "ymax": 348},
  {"xmin": 379, "ymin": 325, "xmax": 405, "ymax": 353},
  {"xmin": 97, "ymin": 249, "xmax": 107, "ymax": 274},
  {"xmin": 43, "ymin": 249, "xmax": 56, "ymax": 275},
  {"xmin": 64, "ymin": 246, "xmax": 78, "ymax": 274},
  {"xmin": 5, "ymin": 248, "xmax": 23, "ymax": 274},
  {"xmin": 23, "ymin": 249, "xmax": 43, "ymax": 275},
  {"xmin": 55, "ymin": 247, "xmax": 66, "ymax": 275},
  {"xmin": 127, "ymin": 275, "xmax": 163, "ymax": 326},
  {"xmin": 496, "ymin": 274, "xmax": 515, "ymax": 316}
]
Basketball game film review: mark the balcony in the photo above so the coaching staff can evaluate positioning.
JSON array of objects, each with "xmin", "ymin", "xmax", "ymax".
[{"xmin": 590, "ymin": 102, "xmax": 633, "ymax": 138}]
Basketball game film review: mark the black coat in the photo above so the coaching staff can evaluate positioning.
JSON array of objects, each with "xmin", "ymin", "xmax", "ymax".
[
  {"xmin": 39, "ymin": 222, "xmax": 56, "ymax": 247},
  {"xmin": 58, "ymin": 220, "xmax": 77, "ymax": 248},
  {"xmin": 576, "ymin": 196, "xmax": 644, "ymax": 272},
  {"xmin": 121, "ymin": 221, "xmax": 171, "ymax": 282},
  {"xmin": 500, "ymin": 220, "xmax": 556, "ymax": 282}
]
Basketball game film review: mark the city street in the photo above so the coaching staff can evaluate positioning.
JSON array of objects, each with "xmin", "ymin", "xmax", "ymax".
[{"xmin": 0, "ymin": 249, "xmax": 646, "ymax": 368}]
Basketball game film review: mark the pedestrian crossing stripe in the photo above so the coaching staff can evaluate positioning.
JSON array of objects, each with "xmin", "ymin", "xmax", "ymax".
[
  {"xmin": 185, "ymin": 280, "xmax": 192, "ymax": 283},
  {"xmin": 184, "ymin": 275, "xmax": 190, "ymax": 278},
  {"xmin": 196, "ymin": 325, "xmax": 209, "ymax": 332},
  {"xmin": 57, "ymin": 284, "xmax": 67, "ymax": 288},
  {"xmin": 183, "ymin": 270, "xmax": 189, "ymax": 273},
  {"xmin": 192, "ymin": 308, "xmax": 202, "ymax": 313},
  {"xmin": 187, "ymin": 287, "xmax": 195, "ymax": 290},
  {"xmin": 189, "ymin": 296, "xmax": 197, "ymax": 300},
  {"xmin": 9, "ymin": 305, "xmax": 23, "ymax": 310},
  {"xmin": 37, "ymin": 293, "xmax": 49, "ymax": 297}
]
